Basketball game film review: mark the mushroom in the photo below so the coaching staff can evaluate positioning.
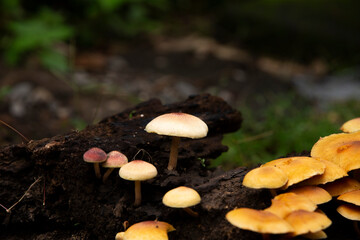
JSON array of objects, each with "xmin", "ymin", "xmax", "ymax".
[
  {"xmin": 299, "ymin": 159, "xmax": 348, "ymax": 186},
  {"xmin": 337, "ymin": 204, "xmax": 360, "ymax": 237},
  {"xmin": 311, "ymin": 131, "xmax": 360, "ymax": 172},
  {"xmin": 145, "ymin": 112, "xmax": 208, "ymax": 170},
  {"xmin": 323, "ymin": 177, "xmax": 360, "ymax": 197},
  {"xmin": 341, "ymin": 117, "xmax": 360, "ymax": 133},
  {"xmin": 119, "ymin": 160, "xmax": 157, "ymax": 206},
  {"xmin": 162, "ymin": 186, "xmax": 201, "ymax": 217},
  {"xmin": 115, "ymin": 220, "xmax": 175, "ymax": 240},
  {"xmin": 338, "ymin": 189, "xmax": 360, "ymax": 206},
  {"xmin": 226, "ymin": 208, "xmax": 294, "ymax": 239},
  {"xmin": 284, "ymin": 210, "xmax": 332, "ymax": 237},
  {"xmin": 83, "ymin": 147, "xmax": 107, "ymax": 179},
  {"xmin": 289, "ymin": 186, "xmax": 332, "ymax": 205},
  {"xmin": 264, "ymin": 192, "xmax": 317, "ymax": 219},
  {"xmin": 242, "ymin": 166, "xmax": 288, "ymax": 196},
  {"xmin": 101, "ymin": 150, "xmax": 128, "ymax": 183},
  {"xmin": 262, "ymin": 156, "xmax": 326, "ymax": 189},
  {"xmin": 302, "ymin": 230, "xmax": 327, "ymax": 239}
]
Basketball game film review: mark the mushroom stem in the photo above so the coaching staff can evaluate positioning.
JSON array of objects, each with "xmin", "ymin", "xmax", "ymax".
[
  {"xmin": 168, "ymin": 136, "xmax": 180, "ymax": 170},
  {"xmin": 94, "ymin": 163, "xmax": 102, "ymax": 179},
  {"xmin": 354, "ymin": 221, "xmax": 360, "ymax": 237},
  {"xmin": 183, "ymin": 207, "xmax": 199, "ymax": 217},
  {"xmin": 134, "ymin": 180, "xmax": 142, "ymax": 206},
  {"xmin": 102, "ymin": 168, "xmax": 115, "ymax": 183},
  {"xmin": 261, "ymin": 234, "xmax": 271, "ymax": 240}
]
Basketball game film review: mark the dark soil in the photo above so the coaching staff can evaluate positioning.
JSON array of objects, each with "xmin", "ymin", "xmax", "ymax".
[{"xmin": 0, "ymin": 94, "xmax": 273, "ymax": 240}]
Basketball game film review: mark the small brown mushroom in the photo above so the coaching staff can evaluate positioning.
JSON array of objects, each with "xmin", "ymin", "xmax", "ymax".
[
  {"xmin": 83, "ymin": 147, "xmax": 107, "ymax": 179},
  {"xmin": 101, "ymin": 150, "xmax": 128, "ymax": 183}
]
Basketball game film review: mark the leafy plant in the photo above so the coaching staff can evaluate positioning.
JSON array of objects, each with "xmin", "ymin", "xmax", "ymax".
[{"xmin": 3, "ymin": 8, "xmax": 73, "ymax": 72}]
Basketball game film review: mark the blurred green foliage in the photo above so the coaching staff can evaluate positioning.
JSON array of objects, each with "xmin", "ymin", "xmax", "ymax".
[
  {"xmin": 0, "ymin": 0, "xmax": 359, "ymax": 70},
  {"xmin": 212, "ymin": 93, "xmax": 360, "ymax": 169}
]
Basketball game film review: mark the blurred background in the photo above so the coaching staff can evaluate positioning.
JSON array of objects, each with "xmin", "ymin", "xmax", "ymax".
[{"xmin": 1, "ymin": 0, "xmax": 360, "ymax": 168}]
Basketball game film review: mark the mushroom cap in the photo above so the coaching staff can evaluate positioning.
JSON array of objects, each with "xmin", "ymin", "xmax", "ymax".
[
  {"xmin": 262, "ymin": 157, "xmax": 325, "ymax": 189},
  {"xmin": 322, "ymin": 177, "xmax": 360, "ymax": 197},
  {"xmin": 302, "ymin": 230, "xmax": 327, "ymax": 239},
  {"xmin": 119, "ymin": 160, "xmax": 157, "ymax": 181},
  {"xmin": 264, "ymin": 192, "xmax": 317, "ymax": 218},
  {"xmin": 337, "ymin": 204, "xmax": 360, "ymax": 221},
  {"xmin": 242, "ymin": 166, "xmax": 288, "ymax": 189},
  {"xmin": 311, "ymin": 132, "xmax": 360, "ymax": 172},
  {"xmin": 226, "ymin": 208, "xmax": 294, "ymax": 234},
  {"xmin": 83, "ymin": 147, "xmax": 107, "ymax": 163},
  {"xmin": 300, "ymin": 159, "xmax": 348, "ymax": 186},
  {"xmin": 338, "ymin": 189, "xmax": 360, "ymax": 206},
  {"xmin": 162, "ymin": 186, "xmax": 201, "ymax": 208},
  {"xmin": 289, "ymin": 186, "xmax": 332, "ymax": 205},
  {"xmin": 117, "ymin": 220, "xmax": 175, "ymax": 240},
  {"xmin": 145, "ymin": 112, "xmax": 208, "ymax": 139},
  {"xmin": 102, "ymin": 150, "xmax": 128, "ymax": 168},
  {"xmin": 340, "ymin": 117, "xmax": 360, "ymax": 133},
  {"xmin": 285, "ymin": 210, "xmax": 332, "ymax": 236}
]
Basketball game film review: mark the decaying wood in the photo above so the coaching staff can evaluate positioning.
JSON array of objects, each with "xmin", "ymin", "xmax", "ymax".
[{"xmin": 0, "ymin": 94, "xmax": 271, "ymax": 239}]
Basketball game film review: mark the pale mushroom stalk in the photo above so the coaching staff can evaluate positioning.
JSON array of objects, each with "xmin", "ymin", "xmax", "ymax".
[
  {"xmin": 134, "ymin": 180, "xmax": 142, "ymax": 206},
  {"xmin": 168, "ymin": 136, "xmax": 180, "ymax": 170}
]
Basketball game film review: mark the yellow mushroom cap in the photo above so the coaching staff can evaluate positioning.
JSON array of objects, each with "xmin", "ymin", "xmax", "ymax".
[
  {"xmin": 289, "ymin": 186, "xmax": 332, "ymax": 205},
  {"xmin": 300, "ymin": 159, "xmax": 348, "ymax": 186},
  {"xmin": 340, "ymin": 117, "xmax": 360, "ymax": 133},
  {"xmin": 285, "ymin": 210, "xmax": 332, "ymax": 236},
  {"xmin": 337, "ymin": 204, "xmax": 360, "ymax": 221},
  {"xmin": 311, "ymin": 132, "xmax": 360, "ymax": 172},
  {"xmin": 322, "ymin": 177, "xmax": 360, "ymax": 197},
  {"xmin": 338, "ymin": 189, "xmax": 360, "ymax": 206},
  {"xmin": 162, "ymin": 186, "xmax": 201, "ymax": 208},
  {"xmin": 116, "ymin": 220, "xmax": 175, "ymax": 240},
  {"xmin": 145, "ymin": 112, "xmax": 208, "ymax": 139},
  {"xmin": 119, "ymin": 160, "xmax": 157, "ymax": 181},
  {"xmin": 264, "ymin": 192, "xmax": 317, "ymax": 218},
  {"xmin": 242, "ymin": 166, "xmax": 288, "ymax": 189},
  {"xmin": 226, "ymin": 208, "xmax": 294, "ymax": 234},
  {"xmin": 262, "ymin": 157, "xmax": 325, "ymax": 189}
]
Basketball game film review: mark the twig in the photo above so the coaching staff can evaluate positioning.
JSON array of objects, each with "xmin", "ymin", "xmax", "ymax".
[
  {"xmin": 0, "ymin": 177, "xmax": 42, "ymax": 213},
  {"xmin": 0, "ymin": 119, "xmax": 30, "ymax": 143}
]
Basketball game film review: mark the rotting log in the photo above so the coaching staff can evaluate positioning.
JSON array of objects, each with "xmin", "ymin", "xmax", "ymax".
[{"xmin": 0, "ymin": 94, "xmax": 272, "ymax": 240}]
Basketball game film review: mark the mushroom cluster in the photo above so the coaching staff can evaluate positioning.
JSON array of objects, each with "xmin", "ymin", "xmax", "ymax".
[{"xmin": 226, "ymin": 117, "xmax": 360, "ymax": 239}]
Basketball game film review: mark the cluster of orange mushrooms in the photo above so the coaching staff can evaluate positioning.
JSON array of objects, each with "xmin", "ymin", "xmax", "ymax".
[
  {"xmin": 83, "ymin": 113, "xmax": 207, "ymax": 240},
  {"xmin": 227, "ymin": 117, "xmax": 360, "ymax": 239}
]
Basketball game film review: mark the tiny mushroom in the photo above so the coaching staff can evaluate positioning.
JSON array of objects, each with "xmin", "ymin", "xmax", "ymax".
[
  {"xmin": 115, "ymin": 220, "xmax": 175, "ymax": 240},
  {"xmin": 119, "ymin": 160, "xmax": 158, "ymax": 206},
  {"xmin": 145, "ymin": 112, "xmax": 208, "ymax": 170},
  {"xmin": 83, "ymin": 147, "xmax": 107, "ymax": 179},
  {"xmin": 162, "ymin": 186, "xmax": 201, "ymax": 217},
  {"xmin": 101, "ymin": 150, "xmax": 128, "ymax": 183}
]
